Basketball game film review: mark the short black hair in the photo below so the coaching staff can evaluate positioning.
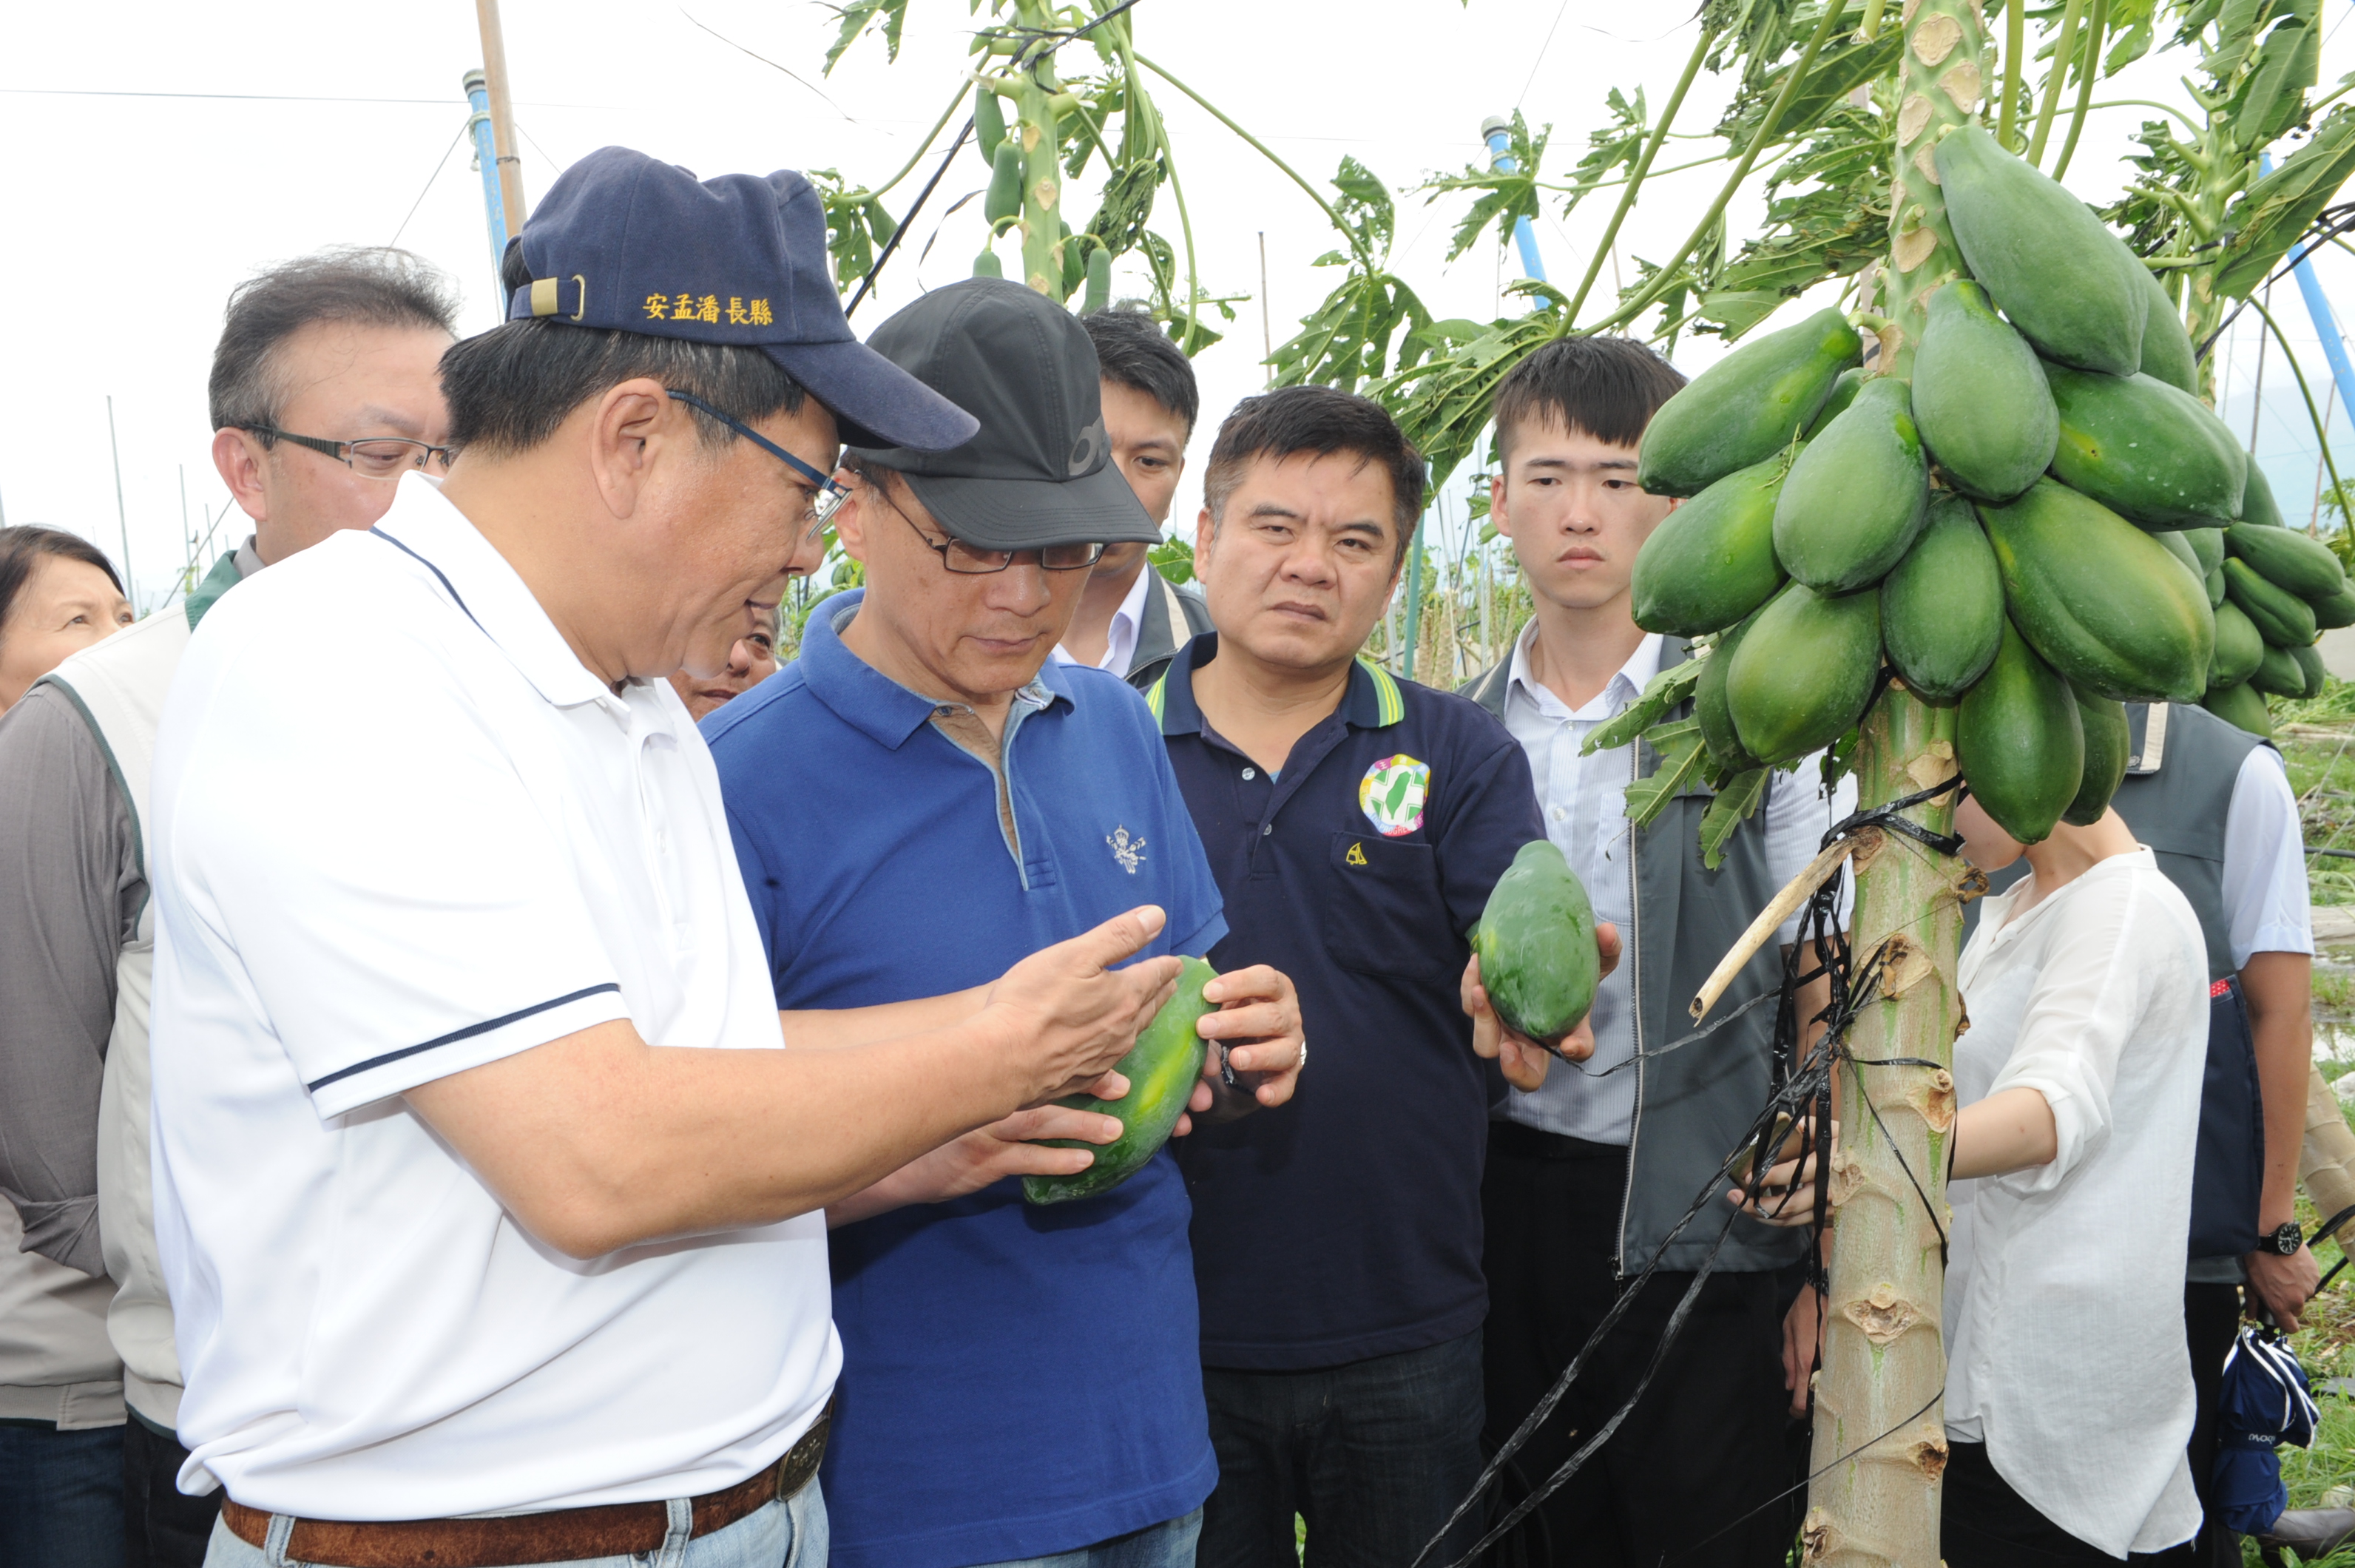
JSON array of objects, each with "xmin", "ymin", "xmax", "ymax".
[
  {"xmin": 209, "ymin": 247, "xmax": 462, "ymax": 434},
  {"xmin": 439, "ymin": 243, "xmax": 805, "ymax": 456},
  {"xmin": 1203, "ymin": 385, "xmax": 1426, "ymax": 566},
  {"xmin": 0, "ymin": 526, "xmax": 124, "ymax": 640},
  {"xmin": 1490, "ymin": 335, "xmax": 1686, "ymax": 463},
  {"xmin": 1082, "ymin": 306, "xmax": 1198, "ymax": 436}
]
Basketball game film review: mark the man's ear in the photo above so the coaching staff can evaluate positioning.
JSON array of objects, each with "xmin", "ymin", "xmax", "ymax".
[
  {"xmin": 1192, "ymin": 504, "xmax": 1218, "ymax": 571},
  {"xmin": 585, "ymin": 377, "xmax": 677, "ymax": 521},
  {"xmin": 832, "ymin": 475, "xmax": 875, "ymax": 564},
  {"xmin": 1489, "ymin": 473, "xmax": 1512, "ymax": 540},
  {"xmin": 212, "ymin": 428, "xmax": 271, "ymax": 526}
]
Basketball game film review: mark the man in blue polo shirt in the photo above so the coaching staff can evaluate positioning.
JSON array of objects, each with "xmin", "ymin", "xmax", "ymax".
[
  {"xmin": 1149, "ymin": 385, "xmax": 1570, "ymax": 1567},
  {"xmin": 706, "ymin": 278, "xmax": 1305, "ymax": 1568}
]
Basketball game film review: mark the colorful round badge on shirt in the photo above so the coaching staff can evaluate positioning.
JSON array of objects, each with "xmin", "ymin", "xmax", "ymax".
[{"xmin": 1359, "ymin": 754, "xmax": 1431, "ymax": 837}]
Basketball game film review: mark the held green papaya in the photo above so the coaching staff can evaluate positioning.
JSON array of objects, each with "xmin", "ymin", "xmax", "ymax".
[
  {"xmin": 1630, "ymin": 456, "xmax": 1788, "ymax": 635},
  {"xmin": 2210, "ymin": 600, "xmax": 2266, "ymax": 689},
  {"xmin": 1911, "ymin": 280, "xmax": 2058, "ymax": 501},
  {"xmin": 1805, "ymin": 368, "xmax": 1865, "ymax": 437},
  {"xmin": 1637, "ymin": 307, "xmax": 1862, "ymax": 497},
  {"xmin": 1936, "ymin": 124, "xmax": 2147, "ymax": 376},
  {"xmin": 2043, "ymin": 364, "xmax": 2248, "ymax": 530},
  {"xmin": 2295, "ymin": 641, "xmax": 2329, "ymax": 700},
  {"xmin": 1956, "ymin": 618, "xmax": 2085, "ymax": 845},
  {"xmin": 1696, "ymin": 612, "xmax": 1763, "ymax": 772},
  {"xmin": 2063, "ymin": 688, "xmax": 2130, "ymax": 828},
  {"xmin": 2203, "ymin": 678, "xmax": 2274, "ymax": 738},
  {"xmin": 1981, "ymin": 479, "xmax": 2215, "ymax": 702},
  {"xmin": 1771, "ymin": 376, "xmax": 1931, "ymax": 593},
  {"xmin": 1024, "ymin": 957, "xmax": 1217, "ymax": 1205},
  {"xmin": 1725, "ymin": 581, "xmax": 1883, "ymax": 766},
  {"xmin": 2137, "ymin": 266, "xmax": 2201, "ymax": 396},
  {"xmin": 2226, "ymin": 521, "xmax": 2348, "ymax": 601},
  {"xmin": 2250, "ymin": 643, "xmax": 2308, "ymax": 698},
  {"xmin": 1880, "ymin": 494, "xmax": 2002, "ymax": 702},
  {"xmin": 2223, "ymin": 558, "xmax": 2319, "ymax": 647},
  {"xmin": 1473, "ymin": 840, "xmax": 1601, "ymax": 1044}
]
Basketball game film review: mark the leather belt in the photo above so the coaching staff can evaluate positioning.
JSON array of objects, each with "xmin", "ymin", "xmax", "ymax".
[{"xmin": 221, "ymin": 1406, "xmax": 828, "ymax": 1568}]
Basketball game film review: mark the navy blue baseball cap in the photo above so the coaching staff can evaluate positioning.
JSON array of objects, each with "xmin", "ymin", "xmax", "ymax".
[{"xmin": 506, "ymin": 146, "xmax": 978, "ymax": 453}]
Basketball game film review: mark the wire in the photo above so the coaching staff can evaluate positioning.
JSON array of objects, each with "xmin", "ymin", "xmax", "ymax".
[
  {"xmin": 846, "ymin": 118, "xmax": 976, "ymax": 319},
  {"xmin": 678, "ymin": 8, "xmax": 861, "ymax": 125},
  {"xmin": 388, "ymin": 119, "xmax": 471, "ymax": 249},
  {"xmin": 1515, "ymin": 0, "xmax": 1575, "ymax": 112},
  {"xmin": 0, "ymin": 87, "xmax": 612, "ymax": 108}
]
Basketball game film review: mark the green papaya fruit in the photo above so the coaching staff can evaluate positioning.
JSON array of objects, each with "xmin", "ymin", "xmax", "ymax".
[
  {"xmin": 1725, "ymin": 581, "xmax": 1883, "ymax": 765},
  {"xmin": 1957, "ymin": 618, "xmax": 2085, "ymax": 845},
  {"xmin": 2313, "ymin": 583, "xmax": 2355, "ymax": 629},
  {"xmin": 1696, "ymin": 612, "xmax": 1763, "ymax": 772},
  {"xmin": 1024, "ymin": 956, "xmax": 1215, "ymax": 1204},
  {"xmin": 2203, "ymin": 678, "xmax": 2274, "ymax": 738},
  {"xmin": 1805, "ymin": 368, "xmax": 1865, "ymax": 437},
  {"xmin": 2226, "ymin": 521, "xmax": 2348, "ymax": 600},
  {"xmin": 2062, "ymin": 688, "xmax": 2130, "ymax": 828},
  {"xmin": 2042, "ymin": 364, "xmax": 2249, "ymax": 530},
  {"xmin": 1631, "ymin": 456, "xmax": 1789, "ymax": 635},
  {"xmin": 1881, "ymin": 494, "xmax": 2003, "ymax": 702},
  {"xmin": 1636, "ymin": 308, "xmax": 1862, "ymax": 497},
  {"xmin": 2183, "ymin": 526, "xmax": 2226, "ymax": 578},
  {"xmin": 1082, "ymin": 246, "xmax": 1113, "ymax": 315},
  {"xmin": 1473, "ymin": 840, "xmax": 1601, "ymax": 1045},
  {"xmin": 2156, "ymin": 529, "xmax": 2205, "ymax": 587},
  {"xmin": 2206, "ymin": 564, "xmax": 2228, "ymax": 609},
  {"xmin": 2240, "ymin": 463, "xmax": 2287, "ymax": 527},
  {"xmin": 2251, "ymin": 641, "xmax": 2307, "ymax": 697},
  {"xmin": 2295, "ymin": 641, "xmax": 2329, "ymax": 700},
  {"xmin": 1911, "ymin": 280, "xmax": 2058, "ymax": 501},
  {"xmin": 2223, "ymin": 557, "xmax": 2319, "ymax": 646},
  {"xmin": 972, "ymin": 248, "xmax": 1004, "ymax": 280},
  {"xmin": 2210, "ymin": 600, "xmax": 2266, "ymax": 689},
  {"xmin": 1935, "ymin": 124, "xmax": 2146, "ymax": 376},
  {"xmin": 1981, "ymin": 479, "xmax": 2215, "ymax": 702},
  {"xmin": 1771, "ymin": 376, "xmax": 1930, "ymax": 592},
  {"xmin": 984, "ymin": 141, "xmax": 1024, "ymax": 227},
  {"xmin": 975, "ymin": 87, "xmax": 1009, "ymax": 163},
  {"xmin": 2137, "ymin": 266, "xmax": 2200, "ymax": 396}
]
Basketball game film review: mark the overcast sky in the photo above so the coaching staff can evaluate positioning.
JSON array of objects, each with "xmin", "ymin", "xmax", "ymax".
[{"xmin": 9, "ymin": 0, "xmax": 2355, "ymax": 611}]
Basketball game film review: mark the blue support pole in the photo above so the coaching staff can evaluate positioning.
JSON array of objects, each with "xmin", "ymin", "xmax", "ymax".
[
  {"xmin": 1481, "ymin": 115, "xmax": 1549, "ymax": 287},
  {"xmin": 2257, "ymin": 152, "xmax": 2355, "ymax": 520},
  {"xmin": 464, "ymin": 70, "xmax": 510, "ymax": 296}
]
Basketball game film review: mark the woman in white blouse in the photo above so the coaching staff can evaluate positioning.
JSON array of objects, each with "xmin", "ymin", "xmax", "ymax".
[{"xmin": 1749, "ymin": 792, "xmax": 2211, "ymax": 1563}]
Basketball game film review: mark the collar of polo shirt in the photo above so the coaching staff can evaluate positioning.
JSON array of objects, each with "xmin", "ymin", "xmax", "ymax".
[
  {"xmin": 786, "ymin": 589, "xmax": 1074, "ymax": 751},
  {"xmin": 1143, "ymin": 632, "xmax": 1405, "ymax": 737}
]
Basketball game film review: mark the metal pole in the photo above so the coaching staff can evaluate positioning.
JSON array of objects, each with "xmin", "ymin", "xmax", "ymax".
[
  {"xmin": 1399, "ymin": 518, "xmax": 1426, "ymax": 677},
  {"xmin": 1480, "ymin": 115, "xmax": 1549, "ymax": 291},
  {"xmin": 475, "ymin": 0, "xmax": 527, "ymax": 241},
  {"xmin": 2260, "ymin": 153, "xmax": 2355, "ymax": 451},
  {"xmin": 1258, "ymin": 232, "xmax": 1272, "ymax": 380},
  {"xmin": 107, "ymin": 396, "xmax": 132, "ymax": 609},
  {"xmin": 463, "ymin": 70, "xmax": 510, "ymax": 293}
]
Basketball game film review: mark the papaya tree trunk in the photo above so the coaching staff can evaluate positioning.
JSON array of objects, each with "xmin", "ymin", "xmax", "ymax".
[{"xmin": 1804, "ymin": 4, "xmax": 1984, "ymax": 1564}]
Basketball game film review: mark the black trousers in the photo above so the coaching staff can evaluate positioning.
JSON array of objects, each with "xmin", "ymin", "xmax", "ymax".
[
  {"xmin": 2143, "ymin": 1282, "xmax": 2243, "ymax": 1568},
  {"xmin": 122, "ymin": 1415, "xmax": 219, "ymax": 1568},
  {"xmin": 1945, "ymin": 1440, "xmax": 2192, "ymax": 1566},
  {"xmin": 1481, "ymin": 1123, "xmax": 1793, "ymax": 1568}
]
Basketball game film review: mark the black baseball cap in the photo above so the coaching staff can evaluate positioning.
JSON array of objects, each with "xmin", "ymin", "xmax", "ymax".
[
  {"xmin": 506, "ymin": 146, "xmax": 977, "ymax": 453},
  {"xmin": 846, "ymin": 279, "xmax": 1159, "ymax": 550}
]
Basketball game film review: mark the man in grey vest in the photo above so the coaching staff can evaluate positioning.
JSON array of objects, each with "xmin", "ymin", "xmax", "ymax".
[
  {"xmin": 0, "ymin": 248, "xmax": 460, "ymax": 1568},
  {"xmin": 1974, "ymin": 699, "xmax": 2317, "ymax": 1567},
  {"xmin": 1462, "ymin": 335, "xmax": 1851, "ymax": 1566}
]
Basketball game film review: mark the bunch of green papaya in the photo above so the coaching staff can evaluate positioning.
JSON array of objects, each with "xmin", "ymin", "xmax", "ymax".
[{"xmin": 1629, "ymin": 123, "xmax": 2348, "ymax": 845}]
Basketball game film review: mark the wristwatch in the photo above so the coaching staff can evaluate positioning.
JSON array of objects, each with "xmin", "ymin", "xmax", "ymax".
[{"xmin": 2262, "ymin": 1220, "xmax": 2305, "ymax": 1257}]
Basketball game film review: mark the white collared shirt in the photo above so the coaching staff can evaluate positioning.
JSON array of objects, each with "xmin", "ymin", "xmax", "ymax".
[
  {"xmin": 147, "ymin": 474, "xmax": 837, "ymax": 1518},
  {"xmin": 1053, "ymin": 559, "xmax": 1156, "ymax": 674},
  {"xmin": 1496, "ymin": 625, "xmax": 1853, "ymax": 1145},
  {"xmin": 1945, "ymin": 848, "xmax": 2206, "ymax": 1556}
]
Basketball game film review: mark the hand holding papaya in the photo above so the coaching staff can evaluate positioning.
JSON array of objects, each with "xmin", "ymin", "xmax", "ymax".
[
  {"xmin": 977, "ymin": 907, "xmax": 1183, "ymax": 1107},
  {"xmin": 1183, "ymin": 964, "xmax": 1308, "ymax": 1127},
  {"xmin": 1462, "ymin": 921, "xmax": 1621, "ymax": 1092}
]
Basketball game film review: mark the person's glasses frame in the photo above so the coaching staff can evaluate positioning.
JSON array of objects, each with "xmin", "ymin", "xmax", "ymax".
[
  {"xmin": 873, "ymin": 481, "xmax": 1107, "ymax": 576},
  {"xmin": 241, "ymin": 425, "xmax": 455, "ymax": 481},
  {"xmin": 666, "ymin": 390, "xmax": 849, "ymax": 540}
]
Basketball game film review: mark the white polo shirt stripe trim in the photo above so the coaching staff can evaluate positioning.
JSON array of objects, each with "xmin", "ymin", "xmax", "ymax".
[
  {"xmin": 305, "ymin": 981, "xmax": 624, "ymax": 1093},
  {"xmin": 369, "ymin": 526, "xmax": 494, "ymax": 640}
]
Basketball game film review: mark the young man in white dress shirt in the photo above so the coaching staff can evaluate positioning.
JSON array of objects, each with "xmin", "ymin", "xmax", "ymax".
[{"xmin": 1459, "ymin": 335, "xmax": 1848, "ymax": 1565}]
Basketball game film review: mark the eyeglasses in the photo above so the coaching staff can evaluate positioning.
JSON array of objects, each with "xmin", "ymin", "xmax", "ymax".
[
  {"xmin": 876, "ymin": 484, "xmax": 1106, "ymax": 575},
  {"xmin": 666, "ymin": 391, "xmax": 849, "ymax": 538},
  {"xmin": 243, "ymin": 426, "xmax": 455, "ymax": 480}
]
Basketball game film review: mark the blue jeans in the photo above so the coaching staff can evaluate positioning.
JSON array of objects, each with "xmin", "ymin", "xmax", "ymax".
[
  {"xmin": 0, "ymin": 1419, "xmax": 126, "ymax": 1568},
  {"xmin": 973, "ymin": 1508, "xmax": 1202, "ymax": 1568},
  {"xmin": 1197, "ymin": 1329, "xmax": 1486, "ymax": 1568},
  {"xmin": 200, "ymin": 1477, "xmax": 826, "ymax": 1567}
]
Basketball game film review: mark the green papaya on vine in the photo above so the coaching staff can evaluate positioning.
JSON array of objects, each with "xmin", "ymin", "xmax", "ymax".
[
  {"xmin": 2226, "ymin": 521, "xmax": 2348, "ymax": 601},
  {"xmin": 2042, "ymin": 364, "xmax": 2248, "ymax": 530},
  {"xmin": 975, "ymin": 87, "xmax": 1009, "ymax": 163},
  {"xmin": 2136, "ymin": 266, "xmax": 2201, "ymax": 396},
  {"xmin": 1880, "ymin": 494, "xmax": 2002, "ymax": 702},
  {"xmin": 1981, "ymin": 479, "xmax": 2214, "ymax": 702},
  {"xmin": 2155, "ymin": 529, "xmax": 2206, "ymax": 587},
  {"xmin": 1934, "ymin": 124, "xmax": 2146, "ymax": 377},
  {"xmin": 2206, "ymin": 564, "xmax": 2229, "ymax": 609},
  {"xmin": 1910, "ymin": 280, "xmax": 2057, "ymax": 501},
  {"xmin": 1805, "ymin": 368, "xmax": 1865, "ymax": 437},
  {"xmin": 2063, "ymin": 688, "xmax": 2131, "ymax": 828},
  {"xmin": 1636, "ymin": 307, "xmax": 1862, "ymax": 498},
  {"xmin": 2223, "ymin": 557, "xmax": 2319, "ymax": 647},
  {"xmin": 2210, "ymin": 600, "xmax": 2266, "ymax": 689},
  {"xmin": 1724, "ymin": 581, "xmax": 1882, "ymax": 766},
  {"xmin": 984, "ymin": 141, "xmax": 1024, "ymax": 227},
  {"xmin": 1696, "ymin": 612, "xmax": 1763, "ymax": 772},
  {"xmin": 1082, "ymin": 246, "xmax": 1113, "ymax": 315},
  {"xmin": 2239, "ymin": 463, "xmax": 2288, "ymax": 527},
  {"xmin": 2183, "ymin": 527, "xmax": 2226, "ymax": 578},
  {"xmin": 1956, "ymin": 618, "xmax": 2084, "ymax": 845},
  {"xmin": 1771, "ymin": 376, "xmax": 1930, "ymax": 593},
  {"xmin": 2203, "ymin": 678, "xmax": 2274, "ymax": 739},
  {"xmin": 1631, "ymin": 456, "xmax": 1788, "ymax": 635},
  {"xmin": 2295, "ymin": 641, "xmax": 2328, "ymax": 700},
  {"xmin": 2313, "ymin": 583, "xmax": 2355, "ymax": 629},
  {"xmin": 972, "ymin": 248, "xmax": 1004, "ymax": 280},
  {"xmin": 2250, "ymin": 641, "xmax": 2307, "ymax": 697}
]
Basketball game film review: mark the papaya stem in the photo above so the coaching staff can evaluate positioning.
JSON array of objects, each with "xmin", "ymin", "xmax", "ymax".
[
  {"xmin": 2026, "ymin": 0, "xmax": 2087, "ymax": 167},
  {"xmin": 871, "ymin": 81, "xmax": 973, "ymax": 203},
  {"xmin": 2248, "ymin": 292, "xmax": 2349, "ymax": 549},
  {"xmin": 2000, "ymin": 0, "xmax": 2027, "ymax": 148},
  {"xmin": 2049, "ymin": 0, "xmax": 2109, "ymax": 181},
  {"xmin": 1561, "ymin": 21, "xmax": 1717, "ymax": 326}
]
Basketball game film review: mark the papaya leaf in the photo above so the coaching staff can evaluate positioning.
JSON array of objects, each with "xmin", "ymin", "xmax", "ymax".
[
  {"xmin": 1622, "ymin": 721, "xmax": 1711, "ymax": 829},
  {"xmin": 2233, "ymin": 14, "xmax": 2321, "ymax": 153},
  {"xmin": 1147, "ymin": 537, "xmax": 1195, "ymax": 584},
  {"xmin": 1558, "ymin": 87, "xmax": 1649, "ymax": 214},
  {"xmin": 1581, "ymin": 661, "xmax": 1705, "ymax": 756},
  {"xmin": 1713, "ymin": 32, "xmax": 1902, "ymax": 148},
  {"xmin": 822, "ymin": 0, "xmax": 908, "ymax": 74},
  {"xmin": 1425, "ymin": 111, "xmax": 1551, "ymax": 261},
  {"xmin": 1699, "ymin": 767, "xmax": 1774, "ymax": 870},
  {"xmin": 2216, "ymin": 107, "xmax": 2355, "ymax": 298},
  {"xmin": 1083, "ymin": 155, "xmax": 1161, "ymax": 260},
  {"xmin": 2105, "ymin": 0, "xmax": 2158, "ymax": 73},
  {"xmin": 808, "ymin": 168, "xmax": 885, "ymax": 288}
]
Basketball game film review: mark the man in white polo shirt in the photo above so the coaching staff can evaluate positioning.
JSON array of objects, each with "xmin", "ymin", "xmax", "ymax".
[{"xmin": 149, "ymin": 147, "xmax": 1186, "ymax": 1568}]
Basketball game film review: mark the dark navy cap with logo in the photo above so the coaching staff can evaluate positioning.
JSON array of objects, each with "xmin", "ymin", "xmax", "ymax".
[
  {"xmin": 505, "ymin": 146, "xmax": 977, "ymax": 453},
  {"xmin": 848, "ymin": 277, "xmax": 1158, "ymax": 551}
]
